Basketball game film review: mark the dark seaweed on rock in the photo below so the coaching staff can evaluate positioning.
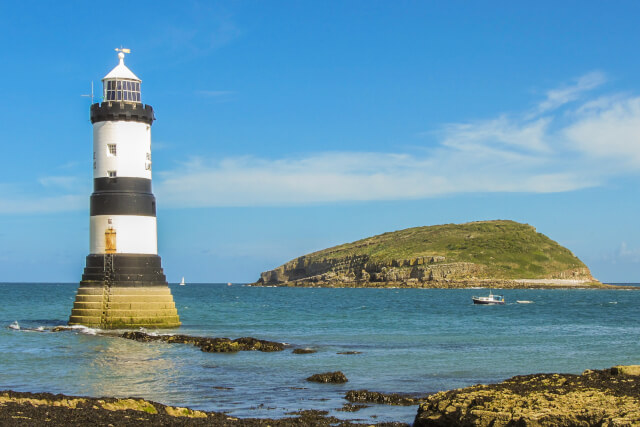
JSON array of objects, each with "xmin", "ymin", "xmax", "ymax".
[
  {"xmin": 120, "ymin": 331, "xmax": 285, "ymax": 353},
  {"xmin": 345, "ymin": 390, "xmax": 424, "ymax": 406},
  {"xmin": 306, "ymin": 371, "xmax": 349, "ymax": 383}
]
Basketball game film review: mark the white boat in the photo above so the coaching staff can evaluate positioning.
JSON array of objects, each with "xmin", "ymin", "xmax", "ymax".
[
  {"xmin": 179, "ymin": 277, "xmax": 185, "ymax": 286},
  {"xmin": 472, "ymin": 291, "xmax": 505, "ymax": 305}
]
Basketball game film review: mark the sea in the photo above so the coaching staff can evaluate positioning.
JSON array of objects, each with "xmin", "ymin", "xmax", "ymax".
[{"xmin": 1, "ymin": 283, "xmax": 639, "ymax": 424}]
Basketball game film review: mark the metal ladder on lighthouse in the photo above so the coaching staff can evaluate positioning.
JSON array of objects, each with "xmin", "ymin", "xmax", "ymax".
[{"xmin": 101, "ymin": 253, "xmax": 115, "ymax": 326}]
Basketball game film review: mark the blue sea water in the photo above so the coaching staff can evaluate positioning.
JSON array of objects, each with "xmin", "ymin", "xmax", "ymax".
[{"xmin": 1, "ymin": 283, "xmax": 639, "ymax": 424}]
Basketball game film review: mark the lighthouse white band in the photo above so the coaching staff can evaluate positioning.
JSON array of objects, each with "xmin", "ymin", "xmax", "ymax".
[
  {"xmin": 90, "ymin": 215, "xmax": 157, "ymax": 254},
  {"xmin": 93, "ymin": 121, "xmax": 152, "ymax": 179}
]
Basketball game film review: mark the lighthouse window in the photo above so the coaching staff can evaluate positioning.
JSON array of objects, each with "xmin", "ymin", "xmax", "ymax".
[
  {"xmin": 107, "ymin": 144, "xmax": 117, "ymax": 156},
  {"xmin": 105, "ymin": 79, "xmax": 141, "ymax": 103},
  {"xmin": 107, "ymin": 170, "xmax": 117, "ymax": 178}
]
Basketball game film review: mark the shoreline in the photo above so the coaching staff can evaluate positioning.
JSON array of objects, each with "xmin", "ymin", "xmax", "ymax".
[
  {"xmin": 0, "ymin": 390, "xmax": 406, "ymax": 426},
  {"xmin": 3, "ymin": 365, "xmax": 638, "ymax": 426}
]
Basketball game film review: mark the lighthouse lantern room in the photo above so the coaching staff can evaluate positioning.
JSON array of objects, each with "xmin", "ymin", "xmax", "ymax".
[{"xmin": 69, "ymin": 50, "xmax": 180, "ymax": 329}]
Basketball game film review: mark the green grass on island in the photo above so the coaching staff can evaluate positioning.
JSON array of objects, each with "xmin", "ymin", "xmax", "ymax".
[{"xmin": 300, "ymin": 220, "xmax": 588, "ymax": 280}]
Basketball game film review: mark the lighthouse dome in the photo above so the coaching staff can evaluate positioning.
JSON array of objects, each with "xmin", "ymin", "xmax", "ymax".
[{"xmin": 102, "ymin": 52, "xmax": 142, "ymax": 103}]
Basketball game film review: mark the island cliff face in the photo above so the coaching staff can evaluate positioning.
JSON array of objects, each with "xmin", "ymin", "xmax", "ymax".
[{"xmin": 255, "ymin": 220, "xmax": 599, "ymax": 288}]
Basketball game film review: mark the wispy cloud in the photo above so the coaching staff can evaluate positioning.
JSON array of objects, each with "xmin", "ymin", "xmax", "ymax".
[
  {"xmin": 563, "ymin": 96, "xmax": 640, "ymax": 170},
  {"xmin": 0, "ymin": 179, "xmax": 88, "ymax": 215},
  {"xmin": 536, "ymin": 71, "xmax": 606, "ymax": 113},
  {"xmin": 156, "ymin": 71, "xmax": 638, "ymax": 207},
  {"xmin": 4, "ymin": 71, "xmax": 639, "ymax": 213},
  {"xmin": 38, "ymin": 176, "xmax": 78, "ymax": 190},
  {"xmin": 0, "ymin": 194, "xmax": 85, "ymax": 214},
  {"xmin": 147, "ymin": 3, "xmax": 243, "ymax": 63}
]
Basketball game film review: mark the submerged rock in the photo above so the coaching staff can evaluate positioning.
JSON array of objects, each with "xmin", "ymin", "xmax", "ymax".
[
  {"xmin": 306, "ymin": 371, "xmax": 349, "ymax": 383},
  {"xmin": 293, "ymin": 348, "xmax": 317, "ymax": 354},
  {"xmin": 120, "ymin": 331, "xmax": 285, "ymax": 353},
  {"xmin": 337, "ymin": 403, "xmax": 369, "ymax": 412},
  {"xmin": 414, "ymin": 366, "xmax": 640, "ymax": 426},
  {"xmin": 345, "ymin": 390, "xmax": 423, "ymax": 406}
]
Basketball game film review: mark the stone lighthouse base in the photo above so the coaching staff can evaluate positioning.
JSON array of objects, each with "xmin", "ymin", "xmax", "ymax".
[{"xmin": 69, "ymin": 254, "xmax": 181, "ymax": 329}]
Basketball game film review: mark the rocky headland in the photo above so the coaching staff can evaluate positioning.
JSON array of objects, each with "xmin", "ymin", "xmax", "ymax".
[{"xmin": 254, "ymin": 220, "xmax": 607, "ymax": 289}]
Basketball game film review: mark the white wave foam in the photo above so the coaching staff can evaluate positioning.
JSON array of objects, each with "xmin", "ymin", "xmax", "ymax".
[
  {"xmin": 9, "ymin": 321, "xmax": 19, "ymax": 330},
  {"xmin": 68, "ymin": 324, "xmax": 100, "ymax": 335}
]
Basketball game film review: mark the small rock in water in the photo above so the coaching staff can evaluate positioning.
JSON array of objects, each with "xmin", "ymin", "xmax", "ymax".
[
  {"xmin": 337, "ymin": 351, "xmax": 362, "ymax": 355},
  {"xmin": 337, "ymin": 403, "xmax": 369, "ymax": 412},
  {"xmin": 293, "ymin": 348, "xmax": 317, "ymax": 354},
  {"xmin": 306, "ymin": 371, "xmax": 348, "ymax": 383}
]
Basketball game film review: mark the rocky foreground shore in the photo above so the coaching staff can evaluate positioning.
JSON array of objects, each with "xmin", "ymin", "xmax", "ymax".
[
  {"xmin": 414, "ymin": 365, "xmax": 640, "ymax": 426},
  {"xmin": 0, "ymin": 390, "xmax": 406, "ymax": 427},
  {"xmin": 2, "ymin": 365, "xmax": 638, "ymax": 426}
]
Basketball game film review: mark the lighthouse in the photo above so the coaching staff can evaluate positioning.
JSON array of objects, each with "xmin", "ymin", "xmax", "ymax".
[{"xmin": 69, "ymin": 50, "xmax": 180, "ymax": 329}]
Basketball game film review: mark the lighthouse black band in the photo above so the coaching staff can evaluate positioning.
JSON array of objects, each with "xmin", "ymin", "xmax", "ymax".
[
  {"xmin": 80, "ymin": 254, "xmax": 168, "ymax": 287},
  {"xmin": 90, "ymin": 192, "xmax": 156, "ymax": 216},
  {"xmin": 94, "ymin": 177, "xmax": 152, "ymax": 193},
  {"xmin": 90, "ymin": 102, "xmax": 155, "ymax": 125}
]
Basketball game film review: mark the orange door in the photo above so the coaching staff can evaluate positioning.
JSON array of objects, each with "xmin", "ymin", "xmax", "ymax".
[{"xmin": 105, "ymin": 228, "xmax": 116, "ymax": 253}]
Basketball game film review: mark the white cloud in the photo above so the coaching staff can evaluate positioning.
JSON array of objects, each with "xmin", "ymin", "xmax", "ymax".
[
  {"xmin": 537, "ymin": 71, "xmax": 606, "ymax": 113},
  {"xmin": 610, "ymin": 242, "xmax": 640, "ymax": 264},
  {"xmin": 564, "ymin": 96, "xmax": 640, "ymax": 169},
  {"xmin": 440, "ymin": 116, "xmax": 552, "ymax": 154},
  {"xmin": 156, "ymin": 72, "xmax": 632, "ymax": 207},
  {"xmin": 0, "ymin": 194, "xmax": 85, "ymax": 214},
  {"xmin": 4, "ymin": 72, "xmax": 640, "ymax": 213},
  {"xmin": 38, "ymin": 176, "xmax": 78, "ymax": 190},
  {"xmin": 0, "ymin": 179, "xmax": 88, "ymax": 215}
]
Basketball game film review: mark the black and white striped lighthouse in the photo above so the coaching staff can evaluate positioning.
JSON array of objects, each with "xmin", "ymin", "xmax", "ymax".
[{"xmin": 69, "ymin": 50, "xmax": 180, "ymax": 329}]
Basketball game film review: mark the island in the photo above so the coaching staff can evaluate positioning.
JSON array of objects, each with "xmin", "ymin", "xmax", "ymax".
[{"xmin": 253, "ymin": 220, "xmax": 607, "ymax": 288}]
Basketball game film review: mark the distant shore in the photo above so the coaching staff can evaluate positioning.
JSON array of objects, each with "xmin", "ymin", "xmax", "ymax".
[{"xmin": 249, "ymin": 279, "xmax": 638, "ymax": 290}]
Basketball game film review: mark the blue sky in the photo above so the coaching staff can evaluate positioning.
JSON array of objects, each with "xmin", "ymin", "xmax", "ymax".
[{"xmin": 1, "ymin": 1, "xmax": 640, "ymax": 283}]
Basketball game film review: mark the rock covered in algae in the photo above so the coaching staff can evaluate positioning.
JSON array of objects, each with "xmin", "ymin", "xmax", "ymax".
[
  {"xmin": 306, "ymin": 371, "xmax": 349, "ymax": 383},
  {"xmin": 414, "ymin": 366, "xmax": 640, "ymax": 426},
  {"xmin": 345, "ymin": 390, "xmax": 423, "ymax": 406},
  {"xmin": 293, "ymin": 348, "xmax": 317, "ymax": 354},
  {"xmin": 120, "ymin": 331, "xmax": 285, "ymax": 352}
]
